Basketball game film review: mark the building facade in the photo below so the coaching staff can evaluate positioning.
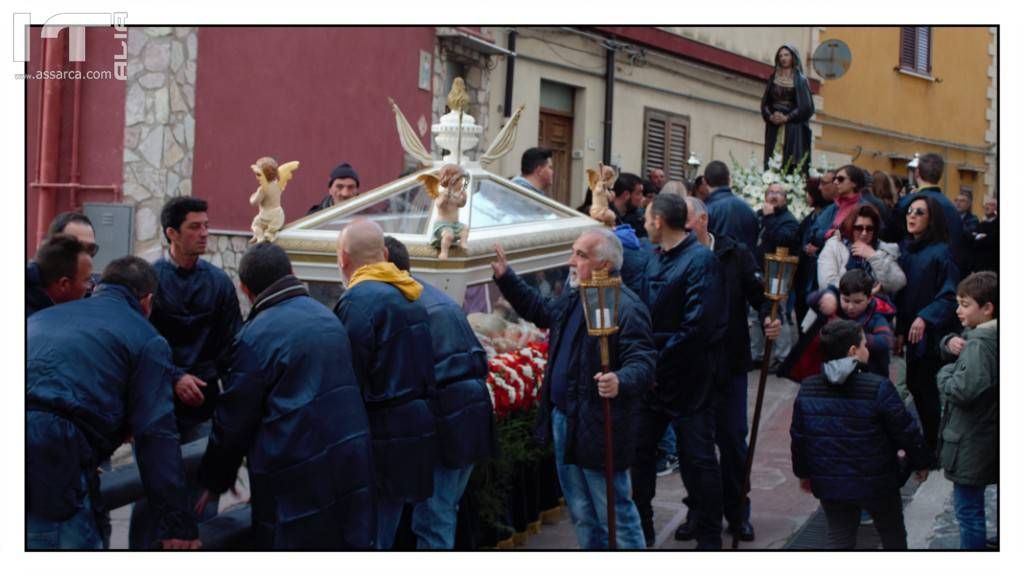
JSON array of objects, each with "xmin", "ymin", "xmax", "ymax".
[
  {"xmin": 814, "ymin": 26, "xmax": 997, "ymax": 213},
  {"xmin": 27, "ymin": 25, "xmax": 995, "ymax": 283}
]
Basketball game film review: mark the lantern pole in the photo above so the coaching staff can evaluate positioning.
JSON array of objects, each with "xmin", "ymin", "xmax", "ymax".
[
  {"xmin": 732, "ymin": 247, "xmax": 798, "ymax": 549},
  {"xmin": 581, "ymin": 268, "xmax": 621, "ymax": 550}
]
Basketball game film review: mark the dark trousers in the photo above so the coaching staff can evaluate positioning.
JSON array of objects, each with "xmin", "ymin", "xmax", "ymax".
[
  {"xmin": 906, "ymin": 354, "xmax": 943, "ymax": 453},
  {"xmin": 632, "ymin": 402, "xmax": 723, "ymax": 549},
  {"xmin": 715, "ymin": 373, "xmax": 750, "ymax": 526},
  {"xmin": 820, "ymin": 493, "xmax": 907, "ymax": 549},
  {"xmin": 129, "ymin": 420, "xmax": 218, "ymax": 549}
]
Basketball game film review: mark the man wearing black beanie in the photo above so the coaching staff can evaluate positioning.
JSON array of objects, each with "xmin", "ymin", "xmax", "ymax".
[{"xmin": 307, "ymin": 162, "xmax": 361, "ymax": 215}]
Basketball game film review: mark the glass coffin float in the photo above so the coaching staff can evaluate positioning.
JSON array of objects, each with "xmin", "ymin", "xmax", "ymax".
[{"xmin": 275, "ymin": 165, "xmax": 602, "ymax": 308}]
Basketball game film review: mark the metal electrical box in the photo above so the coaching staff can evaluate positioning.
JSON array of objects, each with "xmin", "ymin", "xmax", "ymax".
[{"xmin": 83, "ymin": 203, "xmax": 135, "ymax": 271}]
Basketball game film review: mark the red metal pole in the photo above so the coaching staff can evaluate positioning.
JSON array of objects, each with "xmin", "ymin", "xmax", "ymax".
[
  {"xmin": 36, "ymin": 33, "xmax": 65, "ymax": 248},
  {"xmin": 599, "ymin": 337, "xmax": 616, "ymax": 550},
  {"xmin": 69, "ymin": 60, "xmax": 83, "ymax": 209}
]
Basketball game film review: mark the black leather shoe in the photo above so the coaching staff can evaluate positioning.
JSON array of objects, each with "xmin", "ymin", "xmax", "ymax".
[
  {"xmin": 674, "ymin": 519, "xmax": 696, "ymax": 541},
  {"xmin": 726, "ymin": 520, "xmax": 755, "ymax": 542},
  {"xmin": 643, "ymin": 520, "xmax": 655, "ymax": 548}
]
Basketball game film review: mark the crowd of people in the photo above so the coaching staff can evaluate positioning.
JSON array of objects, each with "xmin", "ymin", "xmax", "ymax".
[{"xmin": 25, "ymin": 146, "xmax": 997, "ymax": 551}]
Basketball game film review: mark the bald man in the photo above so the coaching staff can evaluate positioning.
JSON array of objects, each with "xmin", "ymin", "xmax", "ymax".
[{"xmin": 334, "ymin": 219, "xmax": 439, "ymax": 550}]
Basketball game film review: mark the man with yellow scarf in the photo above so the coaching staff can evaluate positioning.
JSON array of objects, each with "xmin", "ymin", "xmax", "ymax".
[{"xmin": 334, "ymin": 219, "xmax": 439, "ymax": 550}]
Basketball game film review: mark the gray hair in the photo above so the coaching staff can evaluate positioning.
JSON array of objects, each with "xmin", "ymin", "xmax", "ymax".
[
  {"xmin": 684, "ymin": 196, "xmax": 707, "ymax": 218},
  {"xmin": 582, "ymin": 227, "xmax": 624, "ymax": 274},
  {"xmin": 660, "ymin": 180, "xmax": 688, "ymax": 197}
]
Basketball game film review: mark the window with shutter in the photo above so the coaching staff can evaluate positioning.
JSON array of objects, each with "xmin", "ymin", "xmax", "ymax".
[
  {"xmin": 900, "ymin": 26, "xmax": 931, "ymax": 75},
  {"xmin": 643, "ymin": 108, "xmax": 690, "ymax": 182}
]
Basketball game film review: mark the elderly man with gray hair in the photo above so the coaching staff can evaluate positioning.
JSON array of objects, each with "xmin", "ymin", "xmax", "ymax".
[{"xmin": 491, "ymin": 228, "xmax": 657, "ymax": 549}]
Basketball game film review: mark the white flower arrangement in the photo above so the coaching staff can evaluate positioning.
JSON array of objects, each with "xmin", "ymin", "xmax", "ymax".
[{"xmin": 730, "ymin": 142, "xmax": 828, "ymax": 220}]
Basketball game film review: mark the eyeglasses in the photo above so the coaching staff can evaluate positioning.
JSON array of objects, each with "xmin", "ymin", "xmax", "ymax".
[
  {"xmin": 834, "ymin": 176, "xmax": 847, "ymax": 183},
  {"xmin": 907, "ymin": 207, "xmax": 928, "ymax": 217},
  {"xmin": 853, "ymin": 225, "xmax": 875, "ymax": 233},
  {"xmin": 83, "ymin": 242, "xmax": 99, "ymax": 257}
]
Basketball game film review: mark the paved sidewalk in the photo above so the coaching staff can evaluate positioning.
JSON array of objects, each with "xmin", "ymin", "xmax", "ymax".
[{"xmin": 521, "ymin": 371, "xmax": 821, "ymax": 550}]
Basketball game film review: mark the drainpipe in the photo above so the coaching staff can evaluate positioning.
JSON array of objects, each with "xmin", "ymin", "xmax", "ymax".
[
  {"xmin": 36, "ymin": 33, "xmax": 66, "ymax": 248},
  {"xmin": 69, "ymin": 60, "xmax": 84, "ymax": 209},
  {"xmin": 603, "ymin": 45, "xmax": 615, "ymax": 165},
  {"xmin": 503, "ymin": 29, "xmax": 516, "ymax": 118}
]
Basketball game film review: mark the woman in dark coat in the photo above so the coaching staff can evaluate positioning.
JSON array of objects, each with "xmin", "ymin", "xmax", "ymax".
[
  {"xmin": 761, "ymin": 45, "xmax": 815, "ymax": 174},
  {"xmin": 896, "ymin": 195, "xmax": 961, "ymax": 454}
]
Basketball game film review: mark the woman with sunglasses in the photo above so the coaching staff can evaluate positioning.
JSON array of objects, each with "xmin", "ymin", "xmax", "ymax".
[
  {"xmin": 896, "ymin": 195, "xmax": 960, "ymax": 454},
  {"xmin": 809, "ymin": 165, "xmax": 874, "ymax": 249},
  {"xmin": 818, "ymin": 203, "xmax": 906, "ymax": 297}
]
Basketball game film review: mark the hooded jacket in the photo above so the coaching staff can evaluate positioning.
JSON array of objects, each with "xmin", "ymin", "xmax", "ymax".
[
  {"xmin": 335, "ymin": 262, "xmax": 437, "ymax": 501},
  {"xmin": 790, "ymin": 359, "xmax": 932, "ymax": 501},
  {"xmin": 198, "ymin": 276, "xmax": 375, "ymax": 549},
  {"xmin": 495, "ymin": 268, "xmax": 656, "ymax": 471},
  {"xmin": 614, "ymin": 224, "xmax": 653, "ymax": 296},
  {"xmin": 794, "ymin": 287, "xmax": 896, "ymax": 379},
  {"xmin": 27, "ymin": 283, "xmax": 197, "ymax": 541},
  {"xmin": 937, "ymin": 320, "xmax": 998, "ymax": 486}
]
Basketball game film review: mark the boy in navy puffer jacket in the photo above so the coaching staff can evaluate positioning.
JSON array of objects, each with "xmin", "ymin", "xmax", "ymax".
[{"xmin": 790, "ymin": 319, "xmax": 932, "ymax": 549}]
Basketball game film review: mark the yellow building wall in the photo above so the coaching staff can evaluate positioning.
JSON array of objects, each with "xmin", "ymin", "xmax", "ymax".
[{"xmin": 816, "ymin": 26, "xmax": 992, "ymax": 213}]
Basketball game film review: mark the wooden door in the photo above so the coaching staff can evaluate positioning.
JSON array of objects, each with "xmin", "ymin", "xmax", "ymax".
[{"xmin": 539, "ymin": 109, "xmax": 573, "ymax": 206}]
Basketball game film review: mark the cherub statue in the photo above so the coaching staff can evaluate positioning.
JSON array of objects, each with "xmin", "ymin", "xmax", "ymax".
[
  {"xmin": 418, "ymin": 163, "xmax": 469, "ymax": 259},
  {"xmin": 585, "ymin": 163, "xmax": 617, "ymax": 227},
  {"xmin": 249, "ymin": 157, "xmax": 300, "ymax": 244}
]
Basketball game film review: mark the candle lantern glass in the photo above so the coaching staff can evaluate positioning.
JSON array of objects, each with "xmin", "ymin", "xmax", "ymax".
[
  {"xmin": 762, "ymin": 247, "xmax": 800, "ymax": 302},
  {"xmin": 579, "ymin": 268, "xmax": 621, "ymax": 336}
]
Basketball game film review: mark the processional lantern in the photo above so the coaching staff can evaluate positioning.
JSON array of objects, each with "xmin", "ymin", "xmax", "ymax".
[
  {"xmin": 734, "ymin": 246, "xmax": 799, "ymax": 550},
  {"xmin": 577, "ymin": 266, "xmax": 622, "ymax": 550}
]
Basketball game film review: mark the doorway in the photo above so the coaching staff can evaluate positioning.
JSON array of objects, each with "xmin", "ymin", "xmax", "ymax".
[{"xmin": 539, "ymin": 80, "xmax": 575, "ymax": 206}]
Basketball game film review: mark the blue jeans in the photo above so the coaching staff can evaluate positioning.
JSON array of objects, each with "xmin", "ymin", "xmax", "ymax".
[
  {"xmin": 552, "ymin": 408, "xmax": 646, "ymax": 549},
  {"xmin": 411, "ymin": 464, "xmax": 474, "ymax": 549},
  {"xmin": 27, "ymin": 487, "xmax": 103, "ymax": 550},
  {"xmin": 657, "ymin": 426, "xmax": 677, "ymax": 458},
  {"xmin": 953, "ymin": 483, "xmax": 989, "ymax": 550},
  {"xmin": 376, "ymin": 498, "xmax": 404, "ymax": 550}
]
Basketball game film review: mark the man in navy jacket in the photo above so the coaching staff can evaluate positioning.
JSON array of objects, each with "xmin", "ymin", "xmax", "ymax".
[
  {"xmin": 631, "ymin": 193, "xmax": 728, "ymax": 549},
  {"xmin": 197, "ymin": 243, "xmax": 375, "ymax": 549},
  {"xmin": 703, "ymin": 160, "xmax": 758, "ymax": 253},
  {"xmin": 27, "ymin": 257, "xmax": 199, "ymax": 550},
  {"xmin": 26, "ymin": 234, "xmax": 93, "ymax": 318},
  {"xmin": 493, "ymin": 228, "xmax": 656, "ymax": 549},
  {"xmin": 791, "ymin": 319, "xmax": 932, "ymax": 549},
  {"xmin": 131, "ymin": 196, "xmax": 242, "ymax": 548},
  {"xmin": 384, "ymin": 236, "xmax": 496, "ymax": 549},
  {"xmin": 335, "ymin": 219, "xmax": 438, "ymax": 549}
]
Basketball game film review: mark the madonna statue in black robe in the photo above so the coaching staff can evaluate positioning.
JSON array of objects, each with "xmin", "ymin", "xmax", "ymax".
[{"xmin": 761, "ymin": 44, "xmax": 814, "ymax": 174}]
